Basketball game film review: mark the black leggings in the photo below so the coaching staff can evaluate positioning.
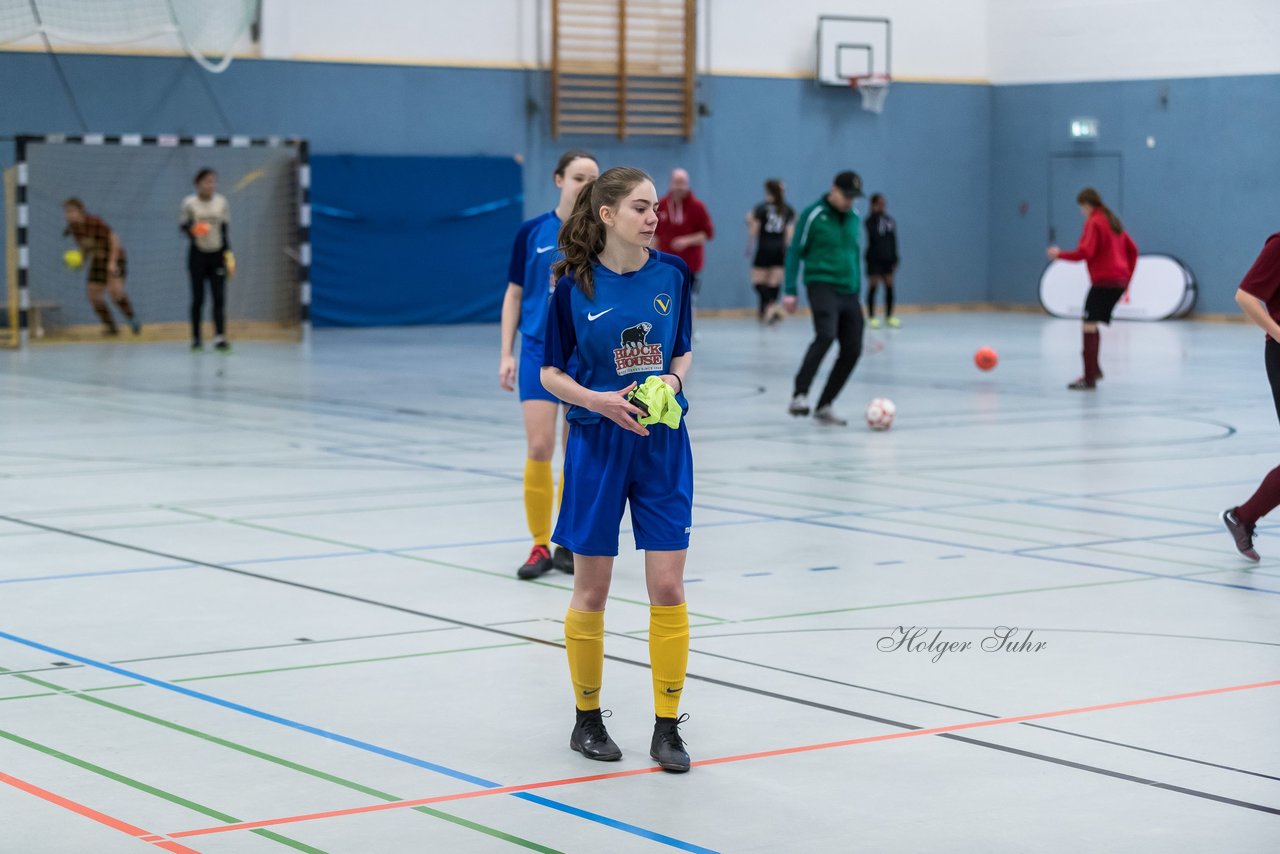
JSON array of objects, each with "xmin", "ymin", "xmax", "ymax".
[
  {"xmin": 1266, "ymin": 338, "xmax": 1280, "ymax": 425},
  {"xmin": 189, "ymin": 250, "xmax": 227, "ymax": 342},
  {"xmin": 866, "ymin": 274, "xmax": 895, "ymax": 316},
  {"xmin": 754, "ymin": 283, "xmax": 781, "ymax": 318},
  {"xmin": 793, "ymin": 282, "xmax": 864, "ymax": 408}
]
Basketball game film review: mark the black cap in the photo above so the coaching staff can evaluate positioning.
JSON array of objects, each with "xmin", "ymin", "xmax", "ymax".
[{"xmin": 834, "ymin": 170, "xmax": 864, "ymax": 199}]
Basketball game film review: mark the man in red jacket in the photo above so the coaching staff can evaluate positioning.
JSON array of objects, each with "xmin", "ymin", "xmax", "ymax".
[
  {"xmin": 1222, "ymin": 232, "xmax": 1280, "ymax": 562},
  {"xmin": 656, "ymin": 169, "xmax": 714, "ymax": 299},
  {"xmin": 1048, "ymin": 188, "xmax": 1138, "ymax": 390}
]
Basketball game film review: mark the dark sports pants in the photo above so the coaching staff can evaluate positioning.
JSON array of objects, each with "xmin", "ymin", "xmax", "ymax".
[
  {"xmin": 793, "ymin": 281, "xmax": 864, "ymax": 408},
  {"xmin": 1235, "ymin": 339, "xmax": 1280, "ymax": 526},
  {"xmin": 189, "ymin": 249, "xmax": 227, "ymax": 342}
]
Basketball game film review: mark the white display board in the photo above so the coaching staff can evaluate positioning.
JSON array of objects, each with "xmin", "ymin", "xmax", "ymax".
[
  {"xmin": 816, "ymin": 15, "xmax": 890, "ymax": 85},
  {"xmin": 1039, "ymin": 255, "xmax": 1196, "ymax": 320}
]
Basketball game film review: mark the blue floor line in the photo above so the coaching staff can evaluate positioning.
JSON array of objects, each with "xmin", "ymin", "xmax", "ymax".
[
  {"xmin": 0, "ymin": 563, "xmax": 195, "ymax": 585},
  {"xmin": 0, "ymin": 629, "xmax": 717, "ymax": 854}
]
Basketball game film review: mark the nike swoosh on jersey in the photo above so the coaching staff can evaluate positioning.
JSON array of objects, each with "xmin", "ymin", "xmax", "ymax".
[
  {"xmin": 587, "ymin": 309, "xmax": 614, "ymax": 321},
  {"xmin": 536, "ymin": 245, "xmax": 556, "ymax": 254}
]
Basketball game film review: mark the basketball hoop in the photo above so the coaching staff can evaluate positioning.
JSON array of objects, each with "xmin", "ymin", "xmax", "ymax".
[{"xmin": 849, "ymin": 74, "xmax": 891, "ymax": 114}]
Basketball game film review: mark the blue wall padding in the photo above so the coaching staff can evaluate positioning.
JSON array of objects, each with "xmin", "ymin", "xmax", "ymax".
[{"xmin": 310, "ymin": 154, "xmax": 523, "ymax": 327}]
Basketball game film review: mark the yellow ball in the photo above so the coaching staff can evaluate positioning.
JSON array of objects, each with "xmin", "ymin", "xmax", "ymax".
[{"xmin": 64, "ymin": 249, "xmax": 84, "ymax": 269}]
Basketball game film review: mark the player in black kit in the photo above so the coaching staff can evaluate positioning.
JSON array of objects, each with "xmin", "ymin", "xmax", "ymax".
[
  {"xmin": 746, "ymin": 179, "xmax": 795, "ymax": 324},
  {"xmin": 864, "ymin": 193, "xmax": 900, "ymax": 328}
]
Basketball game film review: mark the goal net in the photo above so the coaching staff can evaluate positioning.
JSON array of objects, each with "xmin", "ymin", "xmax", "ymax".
[
  {"xmin": 0, "ymin": 0, "xmax": 258, "ymax": 73},
  {"xmin": 9, "ymin": 134, "xmax": 308, "ymax": 345}
]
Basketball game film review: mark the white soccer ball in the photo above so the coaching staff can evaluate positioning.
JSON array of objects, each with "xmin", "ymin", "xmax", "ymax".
[{"xmin": 865, "ymin": 398, "xmax": 896, "ymax": 431}]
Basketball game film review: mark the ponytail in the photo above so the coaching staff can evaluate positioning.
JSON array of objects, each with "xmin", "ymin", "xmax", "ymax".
[
  {"xmin": 553, "ymin": 166, "xmax": 652, "ymax": 301},
  {"xmin": 554, "ymin": 178, "xmax": 606, "ymax": 299},
  {"xmin": 765, "ymin": 178, "xmax": 785, "ymax": 208},
  {"xmin": 1077, "ymin": 187, "xmax": 1124, "ymax": 234}
]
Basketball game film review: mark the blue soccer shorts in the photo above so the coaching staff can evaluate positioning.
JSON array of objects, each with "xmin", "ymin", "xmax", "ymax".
[
  {"xmin": 519, "ymin": 334, "xmax": 561, "ymax": 403},
  {"xmin": 552, "ymin": 419, "xmax": 693, "ymax": 556}
]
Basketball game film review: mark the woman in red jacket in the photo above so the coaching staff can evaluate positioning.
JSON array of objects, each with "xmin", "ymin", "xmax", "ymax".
[{"xmin": 1048, "ymin": 188, "xmax": 1138, "ymax": 390}]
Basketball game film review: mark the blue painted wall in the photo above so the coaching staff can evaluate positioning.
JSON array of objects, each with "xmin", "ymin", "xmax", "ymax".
[
  {"xmin": 3, "ymin": 50, "xmax": 1271, "ymax": 318},
  {"xmin": 0, "ymin": 52, "xmax": 988, "ymax": 317},
  {"xmin": 990, "ymin": 75, "xmax": 1280, "ymax": 313}
]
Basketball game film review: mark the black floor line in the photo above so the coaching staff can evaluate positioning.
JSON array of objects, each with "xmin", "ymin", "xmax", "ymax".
[
  {"xmin": 676, "ymin": 643, "xmax": 1280, "ymax": 783},
  {"xmin": 4, "ymin": 513, "xmax": 1276, "ymax": 817}
]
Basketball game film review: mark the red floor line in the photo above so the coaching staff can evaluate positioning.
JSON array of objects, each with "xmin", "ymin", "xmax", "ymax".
[
  {"xmin": 166, "ymin": 676, "xmax": 1280, "ymax": 840},
  {"xmin": 0, "ymin": 770, "xmax": 200, "ymax": 853}
]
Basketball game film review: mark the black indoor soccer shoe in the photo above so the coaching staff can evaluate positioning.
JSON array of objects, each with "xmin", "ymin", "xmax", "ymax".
[
  {"xmin": 1221, "ymin": 508, "xmax": 1260, "ymax": 562},
  {"xmin": 517, "ymin": 545, "xmax": 553, "ymax": 579},
  {"xmin": 570, "ymin": 709, "xmax": 622, "ymax": 761},
  {"xmin": 650, "ymin": 713, "xmax": 691, "ymax": 773},
  {"xmin": 552, "ymin": 545, "xmax": 575, "ymax": 574}
]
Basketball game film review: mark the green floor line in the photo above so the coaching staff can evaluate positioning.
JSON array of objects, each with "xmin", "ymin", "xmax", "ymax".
[
  {"xmin": 0, "ymin": 727, "xmax": 327, "ymax": 853},
  {"xmin": 2, "ymin": 669, "xmax": 564, "ymax": 853},
  {"xmin": 176, "ymin": 642, "xmax": 530, "ymax": 683},
  {"xmin": 70, "ymin": 519, "xmax": 216, "ymax": 534},
  {"xmin": 156, "ymin": 479, "xmax": 518, "ymax": 515},
  {"xmin": 238, "ymin": 493, "xmax": 516, "ymax": 523}
]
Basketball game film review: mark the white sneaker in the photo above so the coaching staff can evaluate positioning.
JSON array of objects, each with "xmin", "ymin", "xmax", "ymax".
[
  {"xmin": 813, "ymin": 406, "xmax": 847, "ymax": 426},
  {"xmin": 788, "ymin": 394, "xmax": 810, "ymax": 417}
]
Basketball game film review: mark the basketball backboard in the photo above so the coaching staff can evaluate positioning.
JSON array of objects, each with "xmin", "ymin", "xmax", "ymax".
[{"xmin": 817, "ymin": 15, "xmax": 891, "ymax": 87}]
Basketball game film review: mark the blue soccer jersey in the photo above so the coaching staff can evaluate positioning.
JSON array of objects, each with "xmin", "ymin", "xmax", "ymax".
[
  {"xmin": 507, "ymin": 211, "xmax": 562, "ymax": 340},
  {"xmin": 543, "ymin": 249, "xmax": 693, "ymax": 424}
]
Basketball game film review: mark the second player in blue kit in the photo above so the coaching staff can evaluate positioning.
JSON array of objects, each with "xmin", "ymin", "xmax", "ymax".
[
  {"xmin": 499, "ymin": 151, "xmax": 599, "ymax": 580},
  {"xmin": 540, "ymin": 166, "xmax": 696, "ymax": 773}
]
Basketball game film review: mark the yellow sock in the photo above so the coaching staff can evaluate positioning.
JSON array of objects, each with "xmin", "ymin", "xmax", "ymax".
[
  {"xmin": 524, "ymin": 458, "xmax": 553, "ymax": 546},
  {"xmin": 565, "ymin": 608, "xmax": 604, "ymax": 711},
  {"xmin": 649, "ymin": 603, "xmax": 689, "ymax": 718}
]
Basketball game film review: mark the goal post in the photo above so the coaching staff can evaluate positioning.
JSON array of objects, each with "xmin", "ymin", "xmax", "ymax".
[
  {"xmin": 3, "ymin": 166, "xmax": 17, "ymax": 349},
  {"xmin": 10, "ymin": 133, "xmax": 310, "ymax": 346}
]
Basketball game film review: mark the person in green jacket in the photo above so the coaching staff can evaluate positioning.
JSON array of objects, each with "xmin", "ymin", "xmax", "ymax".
[{"xmin": 781, "ymin": 170, "xmax": 865, "ymax": 426}]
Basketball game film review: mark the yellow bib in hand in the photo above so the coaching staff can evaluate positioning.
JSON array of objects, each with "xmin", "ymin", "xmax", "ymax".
[{"xmin": 628, "ymin": 375, "xmax": 682, "ymax": 429}]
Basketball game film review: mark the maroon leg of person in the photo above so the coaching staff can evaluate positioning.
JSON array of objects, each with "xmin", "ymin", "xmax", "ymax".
[{"xmin": 1083, "ymin": 330, "xmax": 1100, "ymax": 383}]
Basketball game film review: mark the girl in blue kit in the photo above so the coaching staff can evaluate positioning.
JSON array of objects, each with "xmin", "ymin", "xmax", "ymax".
[
  {"xmin": 541, "ymin": 167, "xmax": 695, "ymax": 773},
  {"xmin": 499, "ymin": 151, "xmax": 600, "ymax": 580}
]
